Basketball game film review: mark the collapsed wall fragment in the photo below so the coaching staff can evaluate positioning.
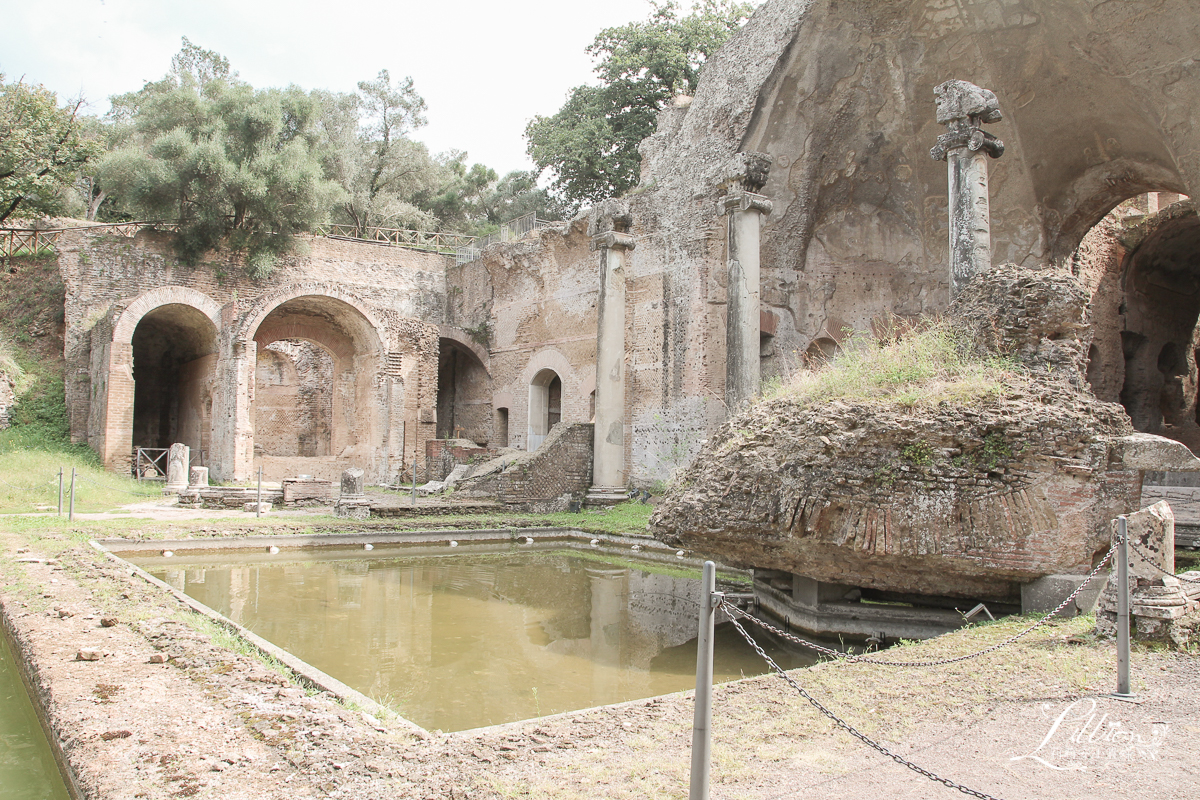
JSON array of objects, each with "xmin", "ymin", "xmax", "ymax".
[{"xmin": 651, "ymin": 266, "xmax": 1198, "ymax": 620}]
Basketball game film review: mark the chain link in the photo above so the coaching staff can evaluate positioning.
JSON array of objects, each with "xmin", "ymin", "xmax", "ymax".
[
  {"xmin": 1125, "ymin": 538, "xmax": 1200, "ymax": 584},
  {"xmin": 725, "ymin": 612, "xmax": 1004, "ymax": 800},
  {"xmin": 722, "ymin": 538, "xmax": 1119, "ymax": 668},
  {"xmin": 0, "ymin": 474, "xmax": 59, "ymax": 493},
  {"xmin": 76, "ymin": 473, "xmax": 164, "ymax": 498}
]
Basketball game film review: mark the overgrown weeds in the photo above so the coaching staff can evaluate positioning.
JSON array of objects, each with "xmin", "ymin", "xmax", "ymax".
[{"xmin": 765, "ymin": 318, "xmax": 1020, "ymax": 408}]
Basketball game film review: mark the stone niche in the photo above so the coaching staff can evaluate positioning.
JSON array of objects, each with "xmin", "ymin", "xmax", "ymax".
[{"xmin": 651, "ymin": 266, "xmax": 1200, "ymax": 619}]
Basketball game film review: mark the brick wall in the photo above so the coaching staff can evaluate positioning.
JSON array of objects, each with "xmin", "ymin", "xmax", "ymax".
[{"xmin": 496, "ymin": 422, "xmax": 594, "ymax": 512}]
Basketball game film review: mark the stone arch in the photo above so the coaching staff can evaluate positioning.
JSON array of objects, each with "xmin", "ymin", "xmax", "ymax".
[
  {"xmin": 239, "ymin": 285, "xmax": 388, "ymax": 480},
  {"xmin": 437, "ymin": 325, "xmax": 491, "ymax": 376},
  {"xmin": 113, "ymin": 289, "xmax": 223, "ymax": 465},
  {"xmin": 521, "ymin": 349, "xmax": 578, "ymax": 452},
  {"xmin": 112, "ymin": 287, "xmax": 222, "ymax": 345},
  {"xmin": 1046, "ymin": 159, "xmax": 1190, "ymax": 263},
  {"xmin": 238, "ymin": 283, "xmax": 386, "ymax": 356}
]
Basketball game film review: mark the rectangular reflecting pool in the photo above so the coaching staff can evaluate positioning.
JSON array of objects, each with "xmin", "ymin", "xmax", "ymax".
[
  {"xmin": 140, "ymin": 549, "xmax": 817, "ymax": 732},
  {"xmin": 0, "ymin": 634, "xmax": 72, "ymax": 800}
]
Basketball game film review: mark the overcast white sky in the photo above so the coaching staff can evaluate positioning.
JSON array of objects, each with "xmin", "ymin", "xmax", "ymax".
[{"xmin": 0, "ymin": 0, "xmax": 686, "ymax": 176}]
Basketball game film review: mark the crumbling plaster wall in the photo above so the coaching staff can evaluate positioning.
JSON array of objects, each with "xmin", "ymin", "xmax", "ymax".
[
  {"xmin": 59, "ymin": 229, "xmax": 446, "ymax": 482},
  {"xmin": 634, "ymin": 0, "xmax": 1200, "ymax": 483},
  {"xmin": 447, "ymin": 221, "xmax": 599, "ymax": 453}
]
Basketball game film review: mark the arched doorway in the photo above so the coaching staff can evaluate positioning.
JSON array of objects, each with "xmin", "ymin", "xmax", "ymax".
[
  {"xmin": 130, "ymin": 303, "xmax": 218, "ymax": 457},
  {"xmin": 528, "ymin": 369, "xmax": 562, "ymax": 451},
  {"xmin": 251, "ymin": 295, "xmax": 384, "ymax": 480},
  {"xmin": 436, "ymin": 338, "xmax": 492, "ymax": 444},
  {"xmin": 1077, "ymin": 192, "xmax": 1199, "ymax": 450}
]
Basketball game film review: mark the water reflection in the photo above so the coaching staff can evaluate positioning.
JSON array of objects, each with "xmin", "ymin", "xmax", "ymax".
[
  {"xmin": 0, "ymin": 635, "xmax": 72, "ymax": 800},
  {"xmin": 151, "ymin": 552, "xmax": 816, "ymax": 731}
]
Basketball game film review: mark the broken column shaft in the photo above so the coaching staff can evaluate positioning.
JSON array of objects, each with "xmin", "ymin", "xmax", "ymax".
[
  {"xmin": 721, "ymin": 153, "xmax": 772, "ymax": 411},
  {"xmin": 930, "ymin": 80, "xmax": 1005, "ymax": 298},
  {"xmin": 588, "ymin": 201, "xmax": 635, "ymax": 501}
]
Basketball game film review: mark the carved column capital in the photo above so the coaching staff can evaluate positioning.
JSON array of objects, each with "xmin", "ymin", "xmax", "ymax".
[
  {"xmin": 588, "ymin": 198, "xmax": 633, "ymax": 237},
  {"xmin": 591, "ymin": 231, "xmax": 637, "ymax": 252},
  {"xmin": 721, "ymin": 151, "xmax": 773, "ymax": 193},
  {"xmin": 720, "ymin": 189, "xmax": 773, "ymax": 217},
  {"xmin": 930, "ymin": 80, "xmax": 1005, "ymax": 161}
]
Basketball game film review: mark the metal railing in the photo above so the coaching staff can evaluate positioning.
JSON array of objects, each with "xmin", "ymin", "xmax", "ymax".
[
  {"xmin": 316, "ymin": 224, "xmax": 477, "ymax": 255},
  {"xmin": 132, "ymin": 446, "xmax": 206, "ymax": 480},
  {"xmin": 133, "ymin": 447, "xmax": 168, "ymax": 481},
  {"xmin": 454, "ymin": 212, "xmax": 555, "ymax": 266},
  {"xmin": 0, "ymin": 222, "xmax": 179, "ymax": 259}
]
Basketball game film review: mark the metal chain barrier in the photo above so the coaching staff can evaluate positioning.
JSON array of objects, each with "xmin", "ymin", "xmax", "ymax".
[
  {"xmin": 725, "ymin": 612, "xmax": 1004, "ymax": 800},
  {"xmin": 0, "ymin": 474, "xmax": 59, "ymax": 492},
  {"xmin": 75, "ymin": 474, "xmax": 163, "ymax": 498},
  {"xmin": 1125, "ymin": 538, "xmax": 1200, "ymax": 583},
  {"xmin": 721, "ymin": 538, "xmax": 1119, "ymax": 668}
]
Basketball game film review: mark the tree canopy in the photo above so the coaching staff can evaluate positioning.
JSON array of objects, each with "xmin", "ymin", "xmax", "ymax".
[
  {"xmin": 0, "ymin": 75, "xmax": 100, "ymax": 224},
  {"xmin": 98, "ymin": 39, "xmax": 343, "ymax": 276},
  {"xmin": 525, "ymin": 0, "xmax": 754, "ymax": 205}
]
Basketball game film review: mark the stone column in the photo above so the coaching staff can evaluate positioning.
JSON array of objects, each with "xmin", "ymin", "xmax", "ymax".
[
  {"xmin": 587, "ymin": 200, "xmax": 635, "ymax": 504},
  {"xmin": 720, "ymin": 152, "xmax": 773, "ymax": 411},
  {"xmin": 164, "ymin": 443, "xmax": 190, "ymax": 493},
  {"xmin": 930, "ymin": 80, "xmax": 1005, "ymax": 299},
  {"xmin": 335, "ymin": 467, "xmax": 370, "ymax": 518}
]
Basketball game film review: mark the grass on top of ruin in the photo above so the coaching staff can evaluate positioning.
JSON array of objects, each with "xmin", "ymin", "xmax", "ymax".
[{"xmin": 766, "ymin": 318, "xmax": 1021, "ymax": 408}]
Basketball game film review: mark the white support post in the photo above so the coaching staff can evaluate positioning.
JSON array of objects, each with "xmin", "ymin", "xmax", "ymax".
[{"xmin": 690, "ymin": 561, "xmax": 718, "ymax": 800}]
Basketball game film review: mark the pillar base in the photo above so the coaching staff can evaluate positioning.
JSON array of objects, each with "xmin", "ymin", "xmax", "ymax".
[{"xmin": 585, "ymin": 486, "xmax": 628, "ymax": 508}]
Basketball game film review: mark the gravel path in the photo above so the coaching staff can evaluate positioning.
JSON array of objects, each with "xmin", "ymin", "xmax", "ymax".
[{"xmin": 2, "ymin": 531, "xmax": 1197, "ymax": 800}]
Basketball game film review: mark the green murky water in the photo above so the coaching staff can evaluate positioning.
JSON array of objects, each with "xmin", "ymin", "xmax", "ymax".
[
  {"xmin": 148, "ymin": 551, "xmax": 817, "ymax": 732},
  {"xmin": 0, "ymin": 634, "xmax": 72, "ymax": 800}
]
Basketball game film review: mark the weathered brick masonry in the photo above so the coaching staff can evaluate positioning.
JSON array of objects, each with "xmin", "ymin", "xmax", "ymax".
[{"xmin": 59, "ymin": 229, "xmax": 448, "ymax": 483}]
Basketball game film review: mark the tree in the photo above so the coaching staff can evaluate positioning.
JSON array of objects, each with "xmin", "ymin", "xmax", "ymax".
[
  {"xmin": 0, "ymin": 75, "xmax": 100, "ymax": 224},
  {"xmin": 318, "ymin": 70, "xmax": 439, "ymax": 235},
  {"xmin": 477, "ymin": 170, "xmax": 569, "ymax": 226},
  {"xmin": 99, "ymin": 40, "xmax": 343, "ymax": 277},
  {"xmin": 525, "ymin": 0, "xmax": 754, "ymax": 204}
]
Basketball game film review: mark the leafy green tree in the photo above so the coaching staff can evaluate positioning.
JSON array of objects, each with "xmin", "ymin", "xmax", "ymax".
[
  {"xmin": 318, "ymin": 70, "xmax": 439, "ymax": 235},
  {"xmin": 477, "ymin": 170, "xmax": 569, "ymax": 226},
  {"xmin": 525, "ymin": 0, "xmax": 754, "ymax": 204},
  {"xmin": 99, "ymin": 39, "xmax": 343, "ymax": 277},
  {"xmin": 414, "ymin": 152, "xmax": 498, "ymax": 234},
  {"xmin": 0, "ymin": 75, "xmax": 101, "ymax": 223}
]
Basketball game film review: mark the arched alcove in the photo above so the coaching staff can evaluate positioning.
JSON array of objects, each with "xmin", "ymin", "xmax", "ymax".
[
  {"xmin": 528, "ymin": 368, "xmax": 563, "ymax": 451},
  {"xmin": 130, "ymin": 303, "xmax": 219, "ymax": 456},
  {"xmin": 436, "ymin": 338, "xmax": 492, "ymax": 444},
  {"xmin": 250, "ymin": 294, "xmax": 384, "ymax": 478},
  {"xmin": 1078, "ymin": 193, "xmax": 1200, "ymax": 451},
  {"xmin": 254, "ymin": 341, "xmax": 334, "ymax": 458}
]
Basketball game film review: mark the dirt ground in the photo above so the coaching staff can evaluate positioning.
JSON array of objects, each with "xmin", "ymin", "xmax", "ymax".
[{"xmin": 1, "ymin": 511, "xmax": 1198, "ymax": 800}]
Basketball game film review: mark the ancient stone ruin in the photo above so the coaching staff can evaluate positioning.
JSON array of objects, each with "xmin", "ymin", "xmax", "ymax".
[
  {"xmin": 46, "ymin": 0, "xmax": 1200, "ymax": 622},
  {"xmin": 650, "ymin": 265, "xmax": 1200, "ymax": 633}
]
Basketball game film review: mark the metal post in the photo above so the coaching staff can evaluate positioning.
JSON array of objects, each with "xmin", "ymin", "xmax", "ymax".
[
  {"xmin": 68, "ymin": 468, "xmax": 76, "ymax": 522},
  {"xmin": 1115, "ymin": 515, "xmax": 1133, "ymax": 698},
  {"xmin": 57, "ymin": 468, "xmax": 63, "ymax": 516},
  {"xmin": 411, "ymin": 457, "xmax": 418, "ymax": 507},
  {"xmin": 690, "ymin": 560, "xmax": 717, "ymax": 800},
  {"xmin": 256, "ymin": 467, "xmax": 263, "ymax": 519}
]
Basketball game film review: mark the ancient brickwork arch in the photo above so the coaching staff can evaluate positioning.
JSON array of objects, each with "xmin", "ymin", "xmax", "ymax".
[
  {"xmin": 112, "ymin": 286, "xmax": 222, "ymax": 345},
  {"xmin": 96, "ymin": 287, "xmax": 224, "ymax": 473},
  {"xmin": 521, "ymin": 349, "xmax": 581, "ymax": 451},
  {"xmin": 237, "ymin": 283, "xmax": 386, "ymax": 355}
]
